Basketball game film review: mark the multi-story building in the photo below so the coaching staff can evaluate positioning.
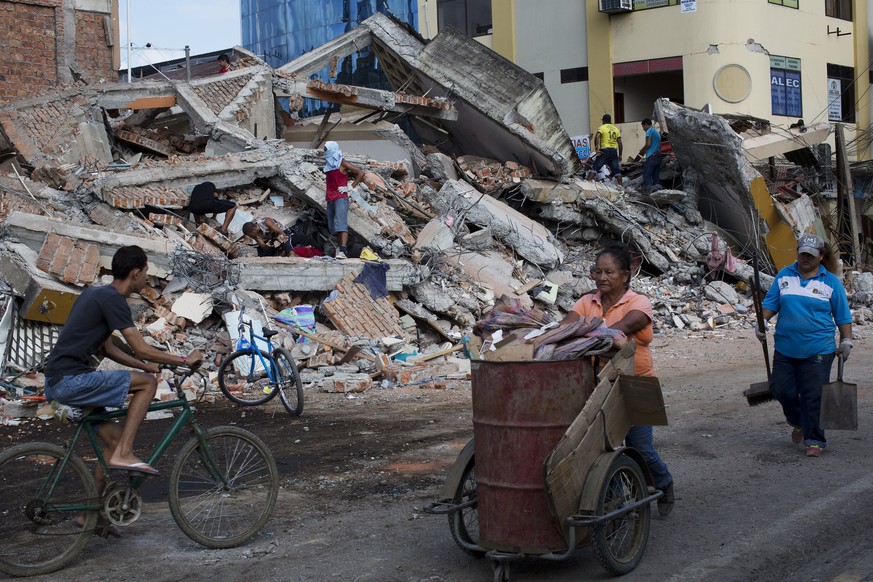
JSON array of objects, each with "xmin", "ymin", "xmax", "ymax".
[
  {"xmin": 0, "ymin": 0, "xmax": 120, "ymax": 104},
  {"xmin": 243, "ymin": 1, "xmax": 870, "ymax": 158}
]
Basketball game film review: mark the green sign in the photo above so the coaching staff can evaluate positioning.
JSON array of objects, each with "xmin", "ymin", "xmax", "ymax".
[{"xmin": 635, "ymin": 0, "xmax": 677, "ymax": 10}]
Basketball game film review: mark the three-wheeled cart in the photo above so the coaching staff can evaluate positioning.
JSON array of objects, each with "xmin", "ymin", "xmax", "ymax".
[{"xmin": 425, "ymin": 343, "xmax": 668, "ymax": 581}]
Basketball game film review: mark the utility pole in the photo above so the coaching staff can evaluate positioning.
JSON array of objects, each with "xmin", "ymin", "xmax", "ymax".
[{"xmin": 834, "ymin": 123, "xmax": 862, "ymax": 267}]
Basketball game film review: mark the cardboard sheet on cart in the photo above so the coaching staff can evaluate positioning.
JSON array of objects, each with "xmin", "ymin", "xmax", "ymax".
[{"xmin": 544, "ymin": 352, "xmax": 668, "ymax": 538}]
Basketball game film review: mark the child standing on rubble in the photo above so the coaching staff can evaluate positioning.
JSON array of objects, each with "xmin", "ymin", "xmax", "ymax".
[{"xmin": 322, "ymin": 141, "xmax": 364, "ymax": 259}]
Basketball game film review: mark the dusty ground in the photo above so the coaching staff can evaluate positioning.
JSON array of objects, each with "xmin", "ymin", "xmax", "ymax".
[{"xmin": 3, "ymin": 326, "xmax": 873, "ymax": 582}]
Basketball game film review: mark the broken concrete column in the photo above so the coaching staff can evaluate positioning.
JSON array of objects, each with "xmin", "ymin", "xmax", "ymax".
[
  {"xmin": 0, "ymin": 243, "xmax": 82, "ymax": 323},
  {"xmin": 413, "ymin": 218, "xmax": 455, "ymax": 255},
  {"xmin": 3, "ymin": 212, "xmax": 179, "ymax": 278},
  {"xmin": 423, "ymin": 152, "xmax": 459, "ymax": 182},
  {"xmin": 424, "ymin": 180, "xmax": 563, "ymax": 269}
]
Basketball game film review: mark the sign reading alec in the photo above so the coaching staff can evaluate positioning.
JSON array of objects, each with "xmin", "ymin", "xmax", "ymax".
[
  {"xmin": 570, "ymin": 135, "xmax": 591, "ymax": 160},
  {"xmin": 828, "ymin": 78, "xmax": 842, "ymax": 121}
]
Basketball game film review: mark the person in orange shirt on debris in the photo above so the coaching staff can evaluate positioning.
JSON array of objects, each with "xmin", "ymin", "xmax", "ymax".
[{"xmin": 562, "ymin": 244, "xmax": 674, "ymax": 516}]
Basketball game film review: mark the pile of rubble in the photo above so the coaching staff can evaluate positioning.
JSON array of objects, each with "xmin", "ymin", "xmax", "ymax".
[{"xmin": 0, "ymin": 13, "xmax": 870, "ymax": 421}]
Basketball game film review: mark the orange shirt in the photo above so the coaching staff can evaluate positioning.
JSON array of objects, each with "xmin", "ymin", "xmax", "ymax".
[{"xmin": 570, "ymin": 289, "xmax": 655, "ymax": 376}]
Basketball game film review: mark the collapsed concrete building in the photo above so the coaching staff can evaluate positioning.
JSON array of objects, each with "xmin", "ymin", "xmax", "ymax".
[{"xmin": 0, "ymin": 12, "xmax": 870, "ymax": 404}]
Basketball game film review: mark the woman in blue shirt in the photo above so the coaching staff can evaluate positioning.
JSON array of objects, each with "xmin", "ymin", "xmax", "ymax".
[{"xmin": 760, "ymin": 234, "xmax": 853, "ymax": 457}]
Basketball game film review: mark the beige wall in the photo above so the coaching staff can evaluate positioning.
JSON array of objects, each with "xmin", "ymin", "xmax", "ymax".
[
  {"xmin": 513, "ymin": 0, "xmax": 589, "ymax": 136},
  {"xmin": 612, "ymin": 2, "xmax": 855, "ymax": 122},
  {"xmin": 417, "ymin": 0, "xmax": 869, "ymax": 160}
]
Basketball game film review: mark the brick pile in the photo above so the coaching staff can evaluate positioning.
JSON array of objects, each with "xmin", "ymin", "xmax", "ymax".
[
  {"xmin": 114, "ymin": 128, "xmax": 174, "ymax": 157},
  {"xmin": 0, "ymin": 99, "xmax": 82, "ymax": 161},
  {"xmin": 321, "ymin": 273, "xmax": 405, "ymax": 339},
  {"xmin": 105, "ymin": 185, "xmax": 189, "ymax": 210},
  {"xmin": 36, "ymin": 233, "xmax": 100, "ymax": 286},
  {"xmin": 457, "ymin": 156, "xmax": 533, "ymax": 193},
  {"xmin": 192, "ymin": 73, "xmax": 256, "ymax": 116},
  {"xmin": 0, "ymin": 191, "xmax": 46, "ymax": 219}
]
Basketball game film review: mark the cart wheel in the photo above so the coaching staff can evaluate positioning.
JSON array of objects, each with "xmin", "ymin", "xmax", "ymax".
[
  {"xmin": 449, "ymin": 456, "xmax": 485, "ymax": 557},
  {"xmin": 492, "ymin": 561, "xmax": 510, "ymax": 582},
  {"xmin": 591, "ymin": 454, "xmax": 650, "ymax": 575}
]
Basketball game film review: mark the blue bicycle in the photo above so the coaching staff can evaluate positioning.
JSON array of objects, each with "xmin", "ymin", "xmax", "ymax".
[{"xmin": 217, "ymin": 308, "xmax": 304, "ymax": 416}]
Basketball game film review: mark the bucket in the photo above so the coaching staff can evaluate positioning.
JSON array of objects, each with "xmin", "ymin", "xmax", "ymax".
[{"xmin": 472, "ymin": 357, "xmax": 595, "ymax": 553}]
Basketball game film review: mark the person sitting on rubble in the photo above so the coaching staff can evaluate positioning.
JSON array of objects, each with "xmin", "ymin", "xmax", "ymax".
[
  {"xmin": 322, "ymin": 141, "xmax": 365, "ymax": 259},
  {"xmin": 586, "ymin": 114, "xmax": 623, "ymax": 187},
  {"xmin": 217, "ymin": 53, "xmax": 232, "ymax": 75},
  {"xmin": 242, "ymin": 217, "xmax": 294, "ymax": 257},
  {"xmin": 44, "ymin": 246, "xmax": 203, "ymax": 532},
  {"xmin": 188, "ymin": 181, "xmax": 237, "ymax": 235},
  {"xmin": 561, "ymin": 244, "xmax": 674, "ymax": 516}
]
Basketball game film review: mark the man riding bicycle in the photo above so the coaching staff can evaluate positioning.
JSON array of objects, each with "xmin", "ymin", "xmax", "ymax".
[{"xmin": 44, "ymin": 246, "xmax": 203, "ymax": 481}]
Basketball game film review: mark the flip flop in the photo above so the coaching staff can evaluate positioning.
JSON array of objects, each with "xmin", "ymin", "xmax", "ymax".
[{"xmin": 108, "ymin": 461, "xmax": 160, "ymax": 476}]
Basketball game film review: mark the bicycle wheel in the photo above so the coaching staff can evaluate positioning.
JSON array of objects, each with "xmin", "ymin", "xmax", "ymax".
[
  {"xmin": 169, "ymin": 426, "xmax": 278, "ymax": 548},
  {"xmin": 218, "ymin": 349, "xmax": 279, "ymax": 406},
  {"xmin": 591, "ymin": 454, "xmax": 650, "ymax": 575},
  {"xmin": 0, "ymin": 443, "xmax": 98, "ymax": 577},
  {"xmin": 272, "ymin": 347, "xmax": 304, "ymax": 416},
  {"xmin": 449, "ymin": 456, "xmax": 485, "ymax": 557}
]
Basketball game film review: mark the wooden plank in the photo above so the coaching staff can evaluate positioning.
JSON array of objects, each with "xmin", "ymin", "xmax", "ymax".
[
  {"xmin": 618, "ymin": 374, "xmax": 669, "ymax": 426},
  {"xmin": 408, "ymin": 343, "xmax": 463, "ymax": 364},
  {"xmin": 123, "ymin": 96, "xmax": 177, "ymax": 110},
  {"xmin": 544, "ymin": 413, "xmax": 606, "ymax": 538}
]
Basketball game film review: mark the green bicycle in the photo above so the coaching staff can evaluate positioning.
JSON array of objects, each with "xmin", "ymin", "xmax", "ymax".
[{"xmin": 0, "ymin": 364, "xmax": 279, "ymax": 577}]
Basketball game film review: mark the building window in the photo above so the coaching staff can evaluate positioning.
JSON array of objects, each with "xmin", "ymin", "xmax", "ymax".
[
  {"xmin": 768, "ymin": 0, "xmax": 799, "ymax": 8},
  {"xmin": 827, "ymin": 64, "xmax": 856, "ymax": 122},
  {"xmin": 825, "ymin": 0, "xmax": 852, "ymax": 20},
  {"xmin": 560, "ymin": 67, "xmax": 588, "ymax": 84},
  {"xmin": 437, "ymin": 0, "xmax": 492, "ymax": 37},
  {"xmin": 770, "ymin": 56, "xmax": 802, "ymax": 117}
]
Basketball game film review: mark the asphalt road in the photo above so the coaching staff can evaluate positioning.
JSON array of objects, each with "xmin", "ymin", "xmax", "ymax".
[{"xmin": 2, "ymin": 327, "xmax": 871, "ymax": 581}]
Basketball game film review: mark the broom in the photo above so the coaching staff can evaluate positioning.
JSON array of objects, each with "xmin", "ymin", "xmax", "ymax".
[{"xmin": 743, "ymin": 251, "xmax": 775, "ymax": 405}]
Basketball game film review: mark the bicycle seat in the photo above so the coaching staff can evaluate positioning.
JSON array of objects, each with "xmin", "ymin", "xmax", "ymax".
[{"xmin": 263, "ymin": 329, "xmax": 279, "ymax": 338}]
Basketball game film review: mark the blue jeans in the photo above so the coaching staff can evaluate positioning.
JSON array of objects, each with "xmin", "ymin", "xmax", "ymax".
[
  {"xmin": 626, "ymin": 425, "xmax": 673, "ymax": 491},
  {"xmin": 770, "ymin": 350, "xmax": 834, "ymax": 447},
  {"xmin": 593, "ymin": 148, "xmax": 621, "ymax": 178},
  {"xmin": 642, "ymin": 154, "xmax": 663, "ymax": 187},
  {"xmin": 327, "ymin": 197, "xmax": 349, "ymax": 234}
]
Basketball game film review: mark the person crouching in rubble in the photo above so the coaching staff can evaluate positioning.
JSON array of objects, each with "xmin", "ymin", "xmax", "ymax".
[
  {"xmin": 242, "ymin": 218, "xmax": 294, "ymax": 257},
  {"xmin": 188, "ymin": 181, "xmax": 237, "ymax": 236},
  {"xmin": 322, "ymin": 141, "xmax": 364, "ymax": 259},
  {"xmin": 562, "ymin": 244, "xmax": 674, "ymax": 516}
]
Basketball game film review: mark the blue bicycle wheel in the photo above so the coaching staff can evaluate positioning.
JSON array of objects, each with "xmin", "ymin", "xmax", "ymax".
[
  {"xmin": 217, "ymin": 350, "xmax": 279, "ymax": 406},
  {"xmin": 272, "ymin": 348, "xmax": 304, "ymax": 416}
]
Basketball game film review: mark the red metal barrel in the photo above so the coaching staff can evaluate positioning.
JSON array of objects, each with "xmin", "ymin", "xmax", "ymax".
[{"xmin": 472, "ymin": 358, "xmax": 595, "ymax": 554}]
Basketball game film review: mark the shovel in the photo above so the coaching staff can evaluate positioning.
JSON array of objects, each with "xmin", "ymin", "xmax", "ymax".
[{"xmin": 820, "ymin": 355, "xmax": 858, "ymax": 430}]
